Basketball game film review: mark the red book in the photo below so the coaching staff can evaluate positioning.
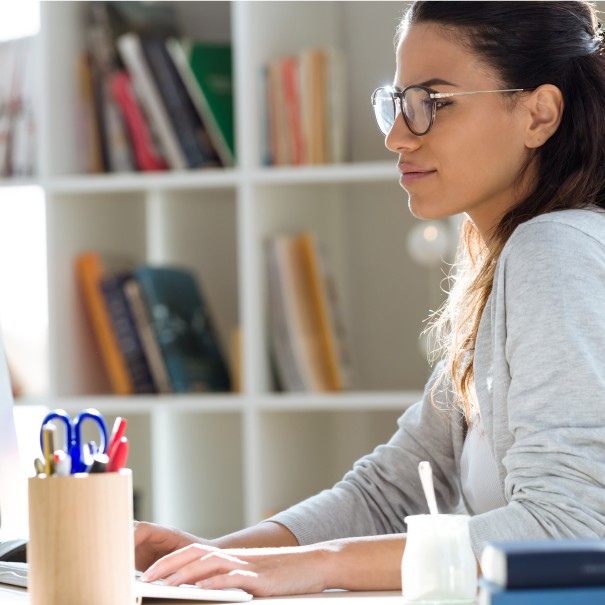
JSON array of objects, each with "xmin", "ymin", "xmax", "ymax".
[{"xmin": 109, "ymin": 70, "xmax": 167, "ymax": 171}]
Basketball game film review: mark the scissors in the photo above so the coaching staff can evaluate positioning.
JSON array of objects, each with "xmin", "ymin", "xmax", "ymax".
[{"xmin": 39, "ymin": 408, "xmax": 108, "ymax": 473}]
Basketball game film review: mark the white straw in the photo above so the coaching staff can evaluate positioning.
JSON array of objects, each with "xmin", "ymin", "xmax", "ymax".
[{"xmin": 418, "ymin": 460, "xmax": 439, "ymax": 515}]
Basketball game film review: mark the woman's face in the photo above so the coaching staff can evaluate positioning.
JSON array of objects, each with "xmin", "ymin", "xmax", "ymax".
[{"xmin": 387, "ymin": 23, "xmax": 534, "ymax": 239}]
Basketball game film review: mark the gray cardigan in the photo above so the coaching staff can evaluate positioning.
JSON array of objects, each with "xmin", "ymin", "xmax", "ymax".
[{"xmin": 270, "ymin": 208, "xmax": 605, "ymax": 557}]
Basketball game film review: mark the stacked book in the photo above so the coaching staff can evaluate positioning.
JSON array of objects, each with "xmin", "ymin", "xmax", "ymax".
[
  {"xmin": 78, "ymin": 1, "xmax": 234, "ymax": 174},
  {"xmin": 76, "ymin": 252, "xmax": 231, "ymax": 395},
  {"xmin": 479, "ymin": 539, "xmax": 605, "ymax": 604},
  {"xmin": 261, "ymin": 48, "xmax": 347, "ymax": 166},
  {"xmin": 266, "ymin": 231, "xmax": 351, "ymax": 392}
]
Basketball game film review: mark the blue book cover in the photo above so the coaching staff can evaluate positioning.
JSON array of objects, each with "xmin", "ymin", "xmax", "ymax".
[
  {"xmin": 481, "ymin": 539, "xmax": 605, "ymax": 589},
  {"xmin": 479, "ymin": 581, "xmax": 605, "ymax": 605},
  {"xmin": 100, "ymin": 272, "xmax": 156, "ymax": 394},
  {"xmin": 134, "ymin": 265, "xmax": 231, "ymax": 393}
]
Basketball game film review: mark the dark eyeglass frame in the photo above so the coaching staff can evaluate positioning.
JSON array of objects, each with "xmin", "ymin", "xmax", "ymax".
[{"xmin": 371, "ymin": 85, "xmax": 530, "ymax": 136}]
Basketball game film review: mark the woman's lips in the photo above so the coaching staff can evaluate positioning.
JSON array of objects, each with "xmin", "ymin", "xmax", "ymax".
[{"xmin": 398, "ymin": 165, "xmax": 437, "ymax": 184}]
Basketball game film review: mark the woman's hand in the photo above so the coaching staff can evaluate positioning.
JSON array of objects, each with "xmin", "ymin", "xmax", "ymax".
[
  {"xmin": 134, "ymin": 521, "xmax": 211, "ymax": 571},
  {"xmin": 138, "ymin": 534, "xmax": 406, "ymax": 597},
  {"xmin": 139, "ymin": 543, "xmax": 332, "ymax": 597}
]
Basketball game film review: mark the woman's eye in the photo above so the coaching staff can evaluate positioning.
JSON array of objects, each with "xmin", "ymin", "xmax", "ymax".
[{"xmin": 435, "ymin": 100, "xmax": 453, "ymax": 111}]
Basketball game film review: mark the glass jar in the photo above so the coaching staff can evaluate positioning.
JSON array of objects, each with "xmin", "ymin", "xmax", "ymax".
[{"xmin": 402, "ymin": 514, "xmax": 477, "ymax": 604}]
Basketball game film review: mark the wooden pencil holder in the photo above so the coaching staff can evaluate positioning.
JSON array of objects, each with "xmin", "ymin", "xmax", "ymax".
[{"xmin": 28, "ymin": 469, "xmax": 135, "ymax": 605}]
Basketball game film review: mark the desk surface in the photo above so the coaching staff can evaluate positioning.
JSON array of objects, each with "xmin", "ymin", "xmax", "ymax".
[{"xmin": 0, "ymin": 584, "xmax": 407, "ymax": 604}]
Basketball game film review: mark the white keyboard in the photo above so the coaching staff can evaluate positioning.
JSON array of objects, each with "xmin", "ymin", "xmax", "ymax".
[{"xmin": 0, "ymin": 561, "xmax": 253, "ymax": 602}]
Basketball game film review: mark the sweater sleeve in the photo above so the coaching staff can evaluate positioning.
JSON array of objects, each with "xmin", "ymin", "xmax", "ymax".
[
  {"xmin": 469, "ymin": 219, "xmax": 605, "ymax": 554},
  {"xmin": 268, "ymin": 362, "xmax": 465, "ymax": 545}
]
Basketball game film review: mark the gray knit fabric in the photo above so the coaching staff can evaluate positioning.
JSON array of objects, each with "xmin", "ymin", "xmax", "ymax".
[{"xmin": 269, "ymin": 208, "xmax": 605, "ymax": 558}]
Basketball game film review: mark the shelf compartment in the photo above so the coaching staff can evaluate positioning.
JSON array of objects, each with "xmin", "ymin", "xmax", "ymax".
[
  {"xmin": 257, "ymin": 409, "xmax": 403, "ymax": 521},
  {"xmin": 150, "ymin": 410, "xmax": 244, "ymax": 538}
]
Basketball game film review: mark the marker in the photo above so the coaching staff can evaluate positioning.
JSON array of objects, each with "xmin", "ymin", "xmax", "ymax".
[
  {"xmin": 53, "ymin": 450, "xmax": 72, "ymax": 476},
  {"xmin": 107, "ymin": 417, "xmax": 128, "ymax": 460},
  {"xmin": 42, "ymin": 423, "xmax": 56, "ymax": 476},
  {"xmin": 107, "ymin": 437, "xmax": 129, "ymax": 472},
  {"xmin": 89, "ymin": 453, "xmax": 109, "ymax": 473},
  {"xmin": 34, "ymin": 458, "xmax": 45, "ymax": 476}
]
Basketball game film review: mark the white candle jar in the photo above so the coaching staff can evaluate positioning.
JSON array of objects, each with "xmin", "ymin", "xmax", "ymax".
[{"xmin": 402, "ymin": 514, "xmax": 477, "ymax": 604}]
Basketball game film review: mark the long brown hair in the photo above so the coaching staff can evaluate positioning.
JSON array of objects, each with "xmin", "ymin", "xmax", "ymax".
[{"xmin": 401, "ymin": 1, "xmax": 605, "ymax": 420}]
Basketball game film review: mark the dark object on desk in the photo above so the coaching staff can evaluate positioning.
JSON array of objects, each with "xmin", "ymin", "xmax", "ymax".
[
  {"xmin": 481, "ymin": 538, "xmax": 605, "ymax": 589},
  {"xmin": 479, "ymin": 580, "xmax": 605, "ymax": 605},
  {"xmin": 0, "ymin": 539, "xmax": 27, "ymax": 563}
]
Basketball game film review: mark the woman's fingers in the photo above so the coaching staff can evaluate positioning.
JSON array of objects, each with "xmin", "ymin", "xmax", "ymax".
[
  {"xmin": 163, "ymin": 552, "xmax": 255, "ymax": 587},
  {"xmin": 141, "ymin": 543, "xmax": 222, "ymax": 583},
  {"xmin": 141, "ymin": 544, "xmax": 328, "ymax": 597}
]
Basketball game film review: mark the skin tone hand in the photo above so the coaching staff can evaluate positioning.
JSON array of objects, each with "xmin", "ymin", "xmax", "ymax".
[
  {"xmin": 138, "ymin": 532, "xmax": 406, "ymax": 597},
  {"xmin": 134, "ymin": 519, "xmax": 303, "ymax": 572}
]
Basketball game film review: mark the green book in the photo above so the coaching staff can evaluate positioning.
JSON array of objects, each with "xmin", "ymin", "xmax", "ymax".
[
  {"xmin": 166, "ymin": 38, "xmax": 235, "ymax": 166},
  {"xmin": 134, "ymin": 265, "xmax": 231, "ymax": 393}
]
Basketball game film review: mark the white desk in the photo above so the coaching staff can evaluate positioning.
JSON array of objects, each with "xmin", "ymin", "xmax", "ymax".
[{"xmin": 0, "ymin": 584, "xmax": 407, "ymax": 604}]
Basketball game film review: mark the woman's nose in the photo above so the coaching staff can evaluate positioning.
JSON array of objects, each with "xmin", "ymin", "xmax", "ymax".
[{"xmin": 385, "ymin": 113, "xmax": 422, "ymax": 154}]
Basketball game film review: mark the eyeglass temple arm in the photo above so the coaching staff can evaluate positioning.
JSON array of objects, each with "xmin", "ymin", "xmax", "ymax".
[{"xmin": 431, "ymin": 88, "xmax": 527, "ymax": 99}]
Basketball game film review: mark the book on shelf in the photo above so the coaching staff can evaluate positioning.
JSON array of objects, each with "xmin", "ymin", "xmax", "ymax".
[
  {"xmin": 116, "ymin": 32, "xmax": 187, "ymax": 170},
  {"xmin": 86, "ymin": 3, "xmax": 136, "ymax": 173},
  {"xmin": 109, "ymin": 69, "xmax": 168, "ymax": 171},
  {"xmin": 76, "ymin": 53, "xmax": 104, "ymax": 173},
  {"xmin": 479, "ymin": 580, "xmax": 605, "ymax": 605},
  {"xmin": 263, "ymin": 47, "xmax": 346, "ymax": 167},
  {"xmin": 266, "ymin": 236, "xmax": 309, "ymax": 392},
  {"xmin": 165, "ymin": 38, "xmax": 235, "ymax": 167},
  {"xmin": 481, "ymin": 539, "xmax": 605, "ymax": 590},
  {"xmin": 100, "ymin": 272, "xmax": 156, "ymax": 394},
  {"xmin": 134, "ymin": 265, "xmax": 231, "ymax": 393},
  {"xmin": 140, "ymin": 35, "xmax": 222, "ymax": 169},
  {"xmin": 75, "ymin": 252, "xmax": 134, "ymax": 395},
  {"xmin": 266, "ymin": 232, "xmax": 351, "ymax": 393},
  {"xmin": 123, "ymin": 278, "xmax": 172, "ymax": 394},
  {"xmin": 299, "ymin": 232, "xmax": 351, "ymax": 390}
]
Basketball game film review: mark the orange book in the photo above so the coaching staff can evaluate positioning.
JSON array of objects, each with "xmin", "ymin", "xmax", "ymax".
[
  {"xmin": 298, "ymin": 232, "xmax": 343, "ymax": 391},
  {"xmin": 75, "ymin": 252, "xmax": 134, "ymax": 395}
]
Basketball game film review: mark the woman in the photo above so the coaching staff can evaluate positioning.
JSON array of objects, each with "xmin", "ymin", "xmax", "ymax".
[{"xmin": 134, "ymin": 1, "xmax": 605, "ymax": 595}]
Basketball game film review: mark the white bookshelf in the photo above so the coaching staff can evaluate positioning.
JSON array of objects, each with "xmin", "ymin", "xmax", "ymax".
[{"xmin": 15, "ymin": 1, "xmax": 442, "ymax": 537}]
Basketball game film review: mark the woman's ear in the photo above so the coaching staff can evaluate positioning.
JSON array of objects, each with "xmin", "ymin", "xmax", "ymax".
[{"xmin": 523, "ymin": 84, "xmax": 564, "ymax": 148}]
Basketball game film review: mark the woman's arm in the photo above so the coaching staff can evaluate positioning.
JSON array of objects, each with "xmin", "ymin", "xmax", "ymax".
[
  {"xmin": 139, "ymin": 533, "xmax": 407, "ymax": 597},
  {"xmin": 134, "ymin": 520, "xmax": 298, "ymax": 571}
]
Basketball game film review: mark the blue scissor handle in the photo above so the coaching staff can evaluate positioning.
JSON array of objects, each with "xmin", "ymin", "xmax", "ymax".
[
  {"xmin": 39, "ymin": 409, "xmax": 74, "ymax": 454},
  {"xmin": 39, "ymin": 408, "xmax": 108, "ymax": 473}
]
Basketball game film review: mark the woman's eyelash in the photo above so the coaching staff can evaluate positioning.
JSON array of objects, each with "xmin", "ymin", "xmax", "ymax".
[{"xmin": 435, "ymin": 100, "xmax": 454, "ymax": 110}]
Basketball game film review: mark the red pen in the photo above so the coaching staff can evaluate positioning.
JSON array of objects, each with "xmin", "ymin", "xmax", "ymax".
[
  {"xmin": 107, "ymin": 417, "xmax": 128, "ymax": 460},
  {"xmin": 107, "ymin": 436, "xmax": 129, "ymax": 472}
]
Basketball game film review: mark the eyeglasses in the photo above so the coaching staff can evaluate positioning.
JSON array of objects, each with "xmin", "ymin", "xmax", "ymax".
[{"xmin": 371, "ymin": 85, "xmax": 529, "ymax": 136}]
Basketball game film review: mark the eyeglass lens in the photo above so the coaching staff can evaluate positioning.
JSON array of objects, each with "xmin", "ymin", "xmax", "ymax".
[{"xmin": 373, "ymin": 87, "xmax": 433, "ymax": 135}]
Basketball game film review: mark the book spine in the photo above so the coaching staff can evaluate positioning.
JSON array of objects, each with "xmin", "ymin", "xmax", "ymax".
[
  {"xmin": 298, "ymin": 232, "xmax": 342, "ymax": 391},
  {"xmin": 282, "ymin": 56, "xmax": 303, "ymax": 165},
  {"xmin": 134, "ymin": 266, "xmax": 231, "ymax": 393},
  {"xmin": 165, "ymin": 38, "xmax": 234, "ymax": 167},
  {"xmin": 116, "ymin": 32, "xmax": 187, "ymax": 170},
  {"xmin": 506, "ymin": 551, "xmax": 605, "ymax": 589},
  {"xmin": 101, "ymin": 275, "xmax": 156, "ymax": 394},
  {"xmin": 75, "ymin": 253, "xmax": 133, "ymax": 395},
  {"xmin": 123, "ymin": 279, "xmax": 172, "ymax": 393},
  {"xmin": 482, "ymin": 541, "xmax": 605, "ymax": 589},
  {"xmin": 479, "ymin": 583, "xmax": 605, "ymax": 605},
  {"xmin": 109, "ymin": 71, "xmax": 167, "ymax": 172},
  {"xmin": 266, "ymin": 238, "xmax": 306, "ymax": 392},
  {"xmin": 141, "ymin": 36, "xmax": 221, "ymax": 169}
]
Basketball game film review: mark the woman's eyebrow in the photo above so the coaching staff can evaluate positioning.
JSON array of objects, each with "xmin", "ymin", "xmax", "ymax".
[
  {"xmin": 394, "ymin": 78, "xmax": 459, "ymax": 90},
  {"xmin": 418, "ymin": 78, "xmax": 458, "ymax": 87}
]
